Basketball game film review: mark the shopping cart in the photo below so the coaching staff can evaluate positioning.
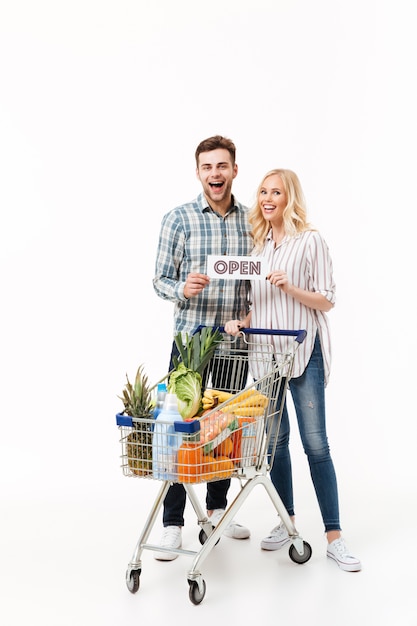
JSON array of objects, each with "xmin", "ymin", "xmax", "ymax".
[{"xmin": 116, "ymin": 327, "xmax": 312, "ymax": 605}]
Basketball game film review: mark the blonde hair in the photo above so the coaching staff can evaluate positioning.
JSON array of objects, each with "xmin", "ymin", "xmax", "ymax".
[{"xmin": 249, "ymin": 169, "xmax": 314, "ymax": 250}]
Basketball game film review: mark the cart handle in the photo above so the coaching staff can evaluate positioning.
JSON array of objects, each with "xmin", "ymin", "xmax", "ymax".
[{"xmin": 195, "ymin": 325, "xmax": 307, "ymax": 344}]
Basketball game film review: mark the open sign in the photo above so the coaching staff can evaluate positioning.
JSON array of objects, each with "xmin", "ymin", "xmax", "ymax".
[{"xmin": 206, "ymin": 255, "xmax": 268, "ymax": 280}]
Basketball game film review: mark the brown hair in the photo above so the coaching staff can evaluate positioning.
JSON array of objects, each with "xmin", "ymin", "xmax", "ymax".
[{"xmin": 195, "ymin": 135, "xmax": 236, "ymax": 166}]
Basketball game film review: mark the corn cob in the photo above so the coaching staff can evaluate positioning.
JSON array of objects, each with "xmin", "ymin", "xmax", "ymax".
[
  {"xmin": 226, "ymin": 405, "xmax": 266, "ymax": 417},
  {"xmin": 228, "ymin": 393, "xmax": 268, "ymax": 409},
  {"xmin": 218, "ymin": 389, "xmax": 268, "ymax": 417},
  {"xmin": 225, "ymin": 388, "xmax": 259, "ymax": 405}
]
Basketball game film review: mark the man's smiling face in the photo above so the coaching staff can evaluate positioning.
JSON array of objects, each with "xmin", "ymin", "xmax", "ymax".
[{"xmin": 196, "ymin": 148, "xmax": 238, "ymax": 209}]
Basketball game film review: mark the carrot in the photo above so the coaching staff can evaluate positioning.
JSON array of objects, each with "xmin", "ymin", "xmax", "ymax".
[{"xmin": 199, "ymin": 410, "xmax": 236, "ymax": 444}]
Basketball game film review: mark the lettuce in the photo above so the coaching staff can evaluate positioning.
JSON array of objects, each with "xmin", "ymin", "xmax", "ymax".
[{"xmin": 168, "ymin": 363, "xmax": 202, "ymax": 420}]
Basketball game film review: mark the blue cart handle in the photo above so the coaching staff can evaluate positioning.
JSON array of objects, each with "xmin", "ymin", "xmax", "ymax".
[{"xmin": 196, "ymin": 325, "xmax": 307, "ymax": 344}]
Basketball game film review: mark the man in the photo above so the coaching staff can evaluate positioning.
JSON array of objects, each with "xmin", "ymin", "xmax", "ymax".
[{"xmin": 152, "ymin": 135, "xmax": 253, "ymax": 560}]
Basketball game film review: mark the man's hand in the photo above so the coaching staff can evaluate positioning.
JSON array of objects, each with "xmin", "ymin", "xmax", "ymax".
[{"xmin": 183, "ymin": 273, "xmax": 210, "ymax": 299}]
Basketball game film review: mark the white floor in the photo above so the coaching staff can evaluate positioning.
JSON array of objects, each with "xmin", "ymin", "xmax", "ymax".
[{"xmin": 2, "ymin": 466, "xmax": 416, "ymax": 626}]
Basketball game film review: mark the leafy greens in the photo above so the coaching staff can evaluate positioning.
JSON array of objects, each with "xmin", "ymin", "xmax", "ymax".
[
  {"xmin": 168, "ymin": 326, "xmax": 224, "ymax": 419},
  {"xmin": 168, "ymin": 363, "xmax": 202, "ymax": 420}
]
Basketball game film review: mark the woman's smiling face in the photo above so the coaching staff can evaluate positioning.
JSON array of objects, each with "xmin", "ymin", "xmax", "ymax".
[{"xmin": 258, "ymin": 173, "xmax": 287, "ymax": 224}]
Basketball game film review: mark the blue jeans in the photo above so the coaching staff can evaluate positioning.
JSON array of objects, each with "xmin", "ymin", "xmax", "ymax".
[{"xmin": 269, "ymin": 334, "xmax": 341, "ymax": 533}]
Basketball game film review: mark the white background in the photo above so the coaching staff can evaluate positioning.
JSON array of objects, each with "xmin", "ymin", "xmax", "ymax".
[{"xmin": 1, "ymin": 1, "xmax": 416, "ymax": 624}]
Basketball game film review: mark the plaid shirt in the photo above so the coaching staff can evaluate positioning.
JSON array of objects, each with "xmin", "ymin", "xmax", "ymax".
[{"xmin": 153, "ymin": 192, "xmax": 252, "ymax": 336}]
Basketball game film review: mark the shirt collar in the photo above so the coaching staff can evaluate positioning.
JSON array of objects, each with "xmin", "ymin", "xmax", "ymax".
[
  {"xmin": 198, "ymin": 192, "xmax": 239, "ymax": 215},
  {"xmin": 266, "ymin": 229, "xmax": 289, "ymax": 247},
  {"xmin": 266, "ymin": 229, "xmax": 303, "ymax": 245}
]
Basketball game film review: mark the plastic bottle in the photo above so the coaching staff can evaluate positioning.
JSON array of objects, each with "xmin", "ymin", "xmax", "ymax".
[
  {"xmin": 152, "ymin": 393, "xmax": 183, "ymax": 480},
  {"xmin": 153, "ymin": 382, "xmax": 167, "ymax": 419}
]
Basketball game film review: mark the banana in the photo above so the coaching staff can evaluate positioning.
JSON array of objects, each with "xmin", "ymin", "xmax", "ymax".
[
  {"xmin": 211, "ymin": 389, "xmax": 234, "ymax": 403},
  {"xmin": 202, "ymin": 391, "xmax": 219, "ymax": 410},
  {"xmin": 202, "ymin": 388, "xmax": 233, "ymax": 408}
]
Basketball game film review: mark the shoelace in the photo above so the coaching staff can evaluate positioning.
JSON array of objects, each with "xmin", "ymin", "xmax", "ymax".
[
  {"xmin": 271, "ymin": 523, "xmax": 287, "ymax": 536},
  {"xmin": 161, "ymin": 527, "xmax": 181, "ymax": 544},
  {"xmin": 332, "ymin": 539, "xmax": 351, "ymax": 557}
]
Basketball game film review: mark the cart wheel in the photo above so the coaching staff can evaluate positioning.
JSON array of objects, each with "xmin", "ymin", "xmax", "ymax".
[
  {"xmin": 289, "ymin": 541, "xmax": 312, "ymax": 564},
  {"xmin": 199, "ymin": 527, "xmax": 220, "ymax": 546},
  {"xmin": 188, "ymin": 579, "xmax": 206, "ymax": 605},
  {"xmin": 126, "ymin": 569, "xmax": 141, "ymax": 593}
]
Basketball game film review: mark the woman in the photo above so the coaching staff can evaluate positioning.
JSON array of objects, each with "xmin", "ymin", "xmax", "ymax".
[{"xmin": 225, "ymin": 169, "xmax": 361, "ymax": 572}]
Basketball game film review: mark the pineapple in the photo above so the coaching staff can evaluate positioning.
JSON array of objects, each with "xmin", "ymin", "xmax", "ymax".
[
  {"xmin": 126, "ymin": 428, "xmax": 153, "ymax": 476},
  {"xmin": 118, "ymin": 364, "xmax": 154, "ymax": 418},
  {"xmin": 118, "ymin": 364, "xmax": 154, "ymax": 476}
]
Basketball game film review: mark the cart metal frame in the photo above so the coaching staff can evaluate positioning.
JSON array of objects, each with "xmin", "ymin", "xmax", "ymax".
[{"xmin": 116, "ymin": 328, "xmax": 312, "ymax": 605}]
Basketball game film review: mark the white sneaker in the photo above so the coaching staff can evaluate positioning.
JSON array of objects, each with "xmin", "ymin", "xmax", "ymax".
[
  {"xmin": 327, "ymin": 537, "xmax": 362, "ymax": 572},
  {"xmin": 209, "ymin": 509, "xmax": 250, "ymax": 539},
  {"xmin": 260, "ymin": 522, "xmax": 290, "ymax": 551},
  {"xmin": 153, "ymin": 526, "xmax": 182, "ymax": 561}
]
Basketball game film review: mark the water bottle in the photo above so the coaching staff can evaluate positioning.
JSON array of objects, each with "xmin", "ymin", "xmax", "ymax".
[
  {"xmin": 153, "ymin": 382, "xmax": 167, "ymax": 419},
  {"xmin": 152, "ymin": 393, "xmax": 183, "ymax": 480}
]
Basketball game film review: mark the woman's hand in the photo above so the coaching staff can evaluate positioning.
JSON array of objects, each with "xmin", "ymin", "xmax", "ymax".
[
  {"xmin": 267, "ymin": 270, "xmax": 333, "ymax": 312},
  {"xmin": 267, "ymin": 270, "xmax": 290, "ymax": 292},
  {"xmin": 224, "ymin": 319, "xmax": 245, "ymax": 336}
]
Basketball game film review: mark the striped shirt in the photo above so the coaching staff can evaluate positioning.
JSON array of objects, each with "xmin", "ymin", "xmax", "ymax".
[
  {"xmin": 250, "ymin": 229, "xmax": 336, "ymax": 384},
  {"xmin": 153, "ymin": 192, "xmax": 252, "ymax": 336}
]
